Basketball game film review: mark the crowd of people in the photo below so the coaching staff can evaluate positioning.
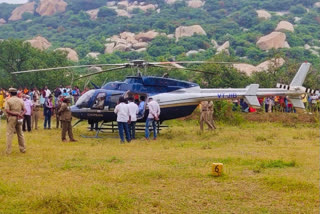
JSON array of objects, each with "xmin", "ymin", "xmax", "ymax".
[
  {"xmin": 233, "ymin": 95, "xmax": 320, "ymax": 113},
  {"xmin": 0, "ymin": 85, "xmax": 161, "ymax": 153}
]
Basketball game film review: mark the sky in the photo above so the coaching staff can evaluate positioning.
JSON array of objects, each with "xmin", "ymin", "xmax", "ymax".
[{"xmin": 0, "ymin": 0, "xmax": 28, "ymax": 4}]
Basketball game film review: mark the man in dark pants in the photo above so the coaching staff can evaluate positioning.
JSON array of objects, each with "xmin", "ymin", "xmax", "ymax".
[
  {"xmin": 127, "ymin": 96, "xmax": 139, "ymax": 140},
  {"xmin": 58, "ymin": 97, "xmax": 77, "ymax": 142},
  {"xmin": 23, "ymin": 95, "xmax": 32, "ymax": 132},
  {"xmin": 114, "ymin": 97, "xmax": 131, "ymax": 143}
]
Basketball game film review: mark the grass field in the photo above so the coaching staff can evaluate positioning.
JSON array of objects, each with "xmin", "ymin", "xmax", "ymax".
[{"xmin": 0, "ymin": 116, "xmax": 319, "ymax": 213}]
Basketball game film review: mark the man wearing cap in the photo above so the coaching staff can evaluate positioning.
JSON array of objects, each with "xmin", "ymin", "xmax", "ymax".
[
  {"xmin": 22, "ymin": 95, "xmax": 33, "ymax": 132},
  {"xmin": 5, "ymin": 88, "xmax": 26, "ymax": 154},
  {"xmin": 145, "ymin": 97, "xmax": 160, "ymax": 140},
  {"xmin": 58, "ymin": 97, "xmax": 77, "ymax": 142}
]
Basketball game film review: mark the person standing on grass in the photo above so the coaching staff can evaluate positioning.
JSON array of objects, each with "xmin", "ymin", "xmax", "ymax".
[
  {"xmin": 22, "ymin": 95, "xmax": 33, "ymax": 132},
  {"xmin": 44, "ymin": 95, "xmax": 53, "ymax": 129},
  {"xmin": 58, "ymin": 97, "xmax": 77, "ymax": 142},
  {"xmin": 128, "ymin": 96, "xmax": 139, "ymax": 140},
  {"xmin": 114, "ymin": 96, "xmax": 131, "ymax": 144},
  {"xmin": 32, "ymin": 95, "xmax": 40, "ymax": 130},
  {"xmin": 145, "ymin": 97, "xmax": 160, "ymax": 140},
  {"xmin": 5, "ymin": 88, "xmax": 26, "ymax": 154}
]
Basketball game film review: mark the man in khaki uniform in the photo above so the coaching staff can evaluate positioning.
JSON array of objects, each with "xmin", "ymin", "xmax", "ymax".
[
  {"xmin": 200, "ymin": 101, "xmax": 215, "ymax": 131},
  {"xmin": 5, "ymin": 88, "xmax": 26, "ymax": 154},
  {"xmin": 32, "ymin": 95, "xmax": 40, "ymax": 130},
  {"xmin": 207, "ymin": 101, "xmax": 216, "ymax": 129},
  {"xmin": 58, "ymin": 97, "xmax": 76, "ymax": 142}
]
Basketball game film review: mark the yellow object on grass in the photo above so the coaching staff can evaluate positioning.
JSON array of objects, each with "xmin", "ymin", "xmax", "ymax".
[{"xmin": 212, "ymin": 163, "xmax": 223, "ymax": 176}]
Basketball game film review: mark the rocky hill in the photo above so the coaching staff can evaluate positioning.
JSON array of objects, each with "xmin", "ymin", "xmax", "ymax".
[{"xmin": 0, "ymin": 0, "xmax": 319, "ymax": 75}]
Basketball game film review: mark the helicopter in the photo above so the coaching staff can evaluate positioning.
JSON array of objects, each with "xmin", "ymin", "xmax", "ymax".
[{"xmin": 12, "ymin": 60, "xmax": 312, "ymax": 130}]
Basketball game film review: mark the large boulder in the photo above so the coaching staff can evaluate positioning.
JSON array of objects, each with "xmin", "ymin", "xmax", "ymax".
[
  {"xmin": 105, "ymin": 43, "xmax": 115, "ymax": 54},
  {"xmin": 187, "ymin": 0, "xmax": 205, "ymax": 8},
  {"xmin": 186, "ymin": 50, "xmax": 199, "ymax": 56},
  {"xmin": 256, "ymin": 58, "xmax": 285, "ymax": 71},
  {"xmin": 314, "ymin": 2, "xmax": 320, "ymax": 8},
  {"xmin": 256, "ymin": 32, "xmax": 287, "ymax": 50},
  {"xmin": 113, "ymin": 43, "xmax": 131, "ymax": 52},
  {"xmin": 55, "ymin": 48, "xmax": 79, "ymax": 62},
  {"xmin": 165, "ymin": 0, "xmax": 177, "ymax": 4},
  {"xmin": 275, "ymin": 21, "xmax": 294, "ymax": 32},
  {"xmin": 86, "ymin": 52, "xmax": 100, "ymax": 59},
  {"xmin": 132, "ymin": 42, "xmax": 148, "ymax": 49},
  {"xmin": 117, "ymin": 1, "xmax": 129, "ymax": 9},
  {"xmin": 256, "ymin": 10, "xmax": 271, "ymax": 20},
  {"xmin": 135, "ymin": 30, "xmax": 159, "ymax": 42},
  {"xmin": 216, "ymin": 41, "xmax": 230, "ymax": 54},
  {"xmin": 115, "ymin": 9, "xmax": 132, "ymax": 18},
  {"xmin": 233, "ymin": 64, "xmax": 258, "ymax": 76},
  {"xmin": 0, "ymin": 18, "xmax": 6, "ymax": 26},
  {"xmin": 26, "ymin": 36, "xmax": 51, "ymax": 50},
  {"xmin": 86, "ymin": 9, "xmax": 99, "ymax": 20},
  {"xmin": 9, "ymin": 1, "xmax": 35, "ymax": 21},
  {"xmin": 233, "ymin": 58, "xmax": 285, "ymax": 76},
  {"xmin": 175, "ymin": 25, "xmax": 206, "ymax": 41},
  {"xmin": 128, "ymin": 4, "xmax": 157, "ymax": 12},
  {"xmin": 36, "ymin": 0, "xmax": 67, "ymax": 16}
]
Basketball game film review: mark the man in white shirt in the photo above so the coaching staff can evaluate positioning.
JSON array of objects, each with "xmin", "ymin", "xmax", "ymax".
[
  {"xmin": 127, "ymin": 97, "xmax": 139, "ymax": 140},
  {"xmin": 114, "ymin": 97, "xmax": 131, "ymax": 143},
  {"xmin": 145, "ymin": 97, "xmax": 160, "ymax": 140},
  {"xmin": 44, "ymin": 86, "xmax": 51, "ymax": 98}
]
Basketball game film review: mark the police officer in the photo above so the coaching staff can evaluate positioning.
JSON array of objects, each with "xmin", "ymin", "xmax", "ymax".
[
  {"xmin": 5, "ymin": 88, "xmax": 26, "ymax": 154},
  {"xmin": 58, "ymin": 97, "xmax": 77, "ymax": 142},
  {"xmin": 200, "ymin": 101, "xmax": 214, "ymax": 131}
]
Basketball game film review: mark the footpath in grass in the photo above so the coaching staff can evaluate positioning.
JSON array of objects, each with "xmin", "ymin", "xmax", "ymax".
[{"xmin": 0, "ymin": 118, "xmax": 319, "ymax": 213}]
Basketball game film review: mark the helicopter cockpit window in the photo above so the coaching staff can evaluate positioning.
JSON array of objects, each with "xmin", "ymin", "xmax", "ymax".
[
  {"xmin": 75, "ymin": 90, "xmax": 95, "ymax": 108},
  {"xmin": 92, "ymin": 92, "xmax": 106, "ymax": 110}
]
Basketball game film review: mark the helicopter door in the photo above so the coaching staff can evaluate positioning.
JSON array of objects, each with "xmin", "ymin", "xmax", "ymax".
[
  {"xmin": 125, "ymin": 91, "xmax": 148, "ymax": 120},
  {"xmin": 92, "ymin": 92, "xmax": 107, "ymax": 110}
]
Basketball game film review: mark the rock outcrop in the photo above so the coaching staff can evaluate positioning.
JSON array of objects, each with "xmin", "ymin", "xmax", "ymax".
[
  {"xmin": 115, "ymin": 9, "xmax": 131, "ymax": 18},
  {"xmin": 86, "ymin": 9, "xmax": 99, "ymax": 20},
  {"xmin": 275, "ymin": 21, "xmax": 294, "ymax": 32},
  {"xmin": 175, "ymin": 25, "xmax": 206, "ymax": 41},
  {"xmin": 256, "ymin": 32, "xmax": 287, "ymax": 50},
  {"xmin": 233, "ymin": 58, "xmax": 285, "ymax": 75},
  {"xmin": 256, "ymin": 10, "xmax": 271, "ymax": 20},
  {"xmin": 55, "ymin": 48, "xmax": 79, "ymax": 62},
  {"xmin": 165, "ymin": 0, "xmax": 177, "ymax": 4},
  {"xmin": 188, "ymin": 0, "xmax": 205, "ymax": 8},
  {"xmin": 216, "ymin": 41, "xmax": 230, "ymax": 55},
  {"xmin": 256, "ymin": 58, "xmax": 285, "ymax": 71},
  {"xmin": 9, "ymin": 1, "xmax": 35, "ymax": 21},
  {"xmin": 0, "ymin": 18, "xmax": 6, "ymax": 25},
  {"xmin": 135, "ymin": 30, "xmax": 159, "ymax": 42},
  {"xmin": 25, "ymin": 36, "xmax": 51, "ymax": 50},
  {"xmin": 86, "ymin": 52, "xmax": 100, "ymax": 59},
  {"xmin": 105, "ymin": 30, "xmax": 162, "ymax": 54},
  {"xmin": 314, "ymin": 2, "xmax": 320, "ymax": 8},
  {"xmin": 36, "ymin": 0, "xmax": 67, "ymax": 16},
  {"xmin": 233, "ymin": 64, "xmax": 258, "ymax": 76}
]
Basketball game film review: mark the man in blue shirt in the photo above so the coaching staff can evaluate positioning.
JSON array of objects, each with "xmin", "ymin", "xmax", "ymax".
[{"xmin": 138, "ymin": 96, "xmax": 145, "ymax": 118}]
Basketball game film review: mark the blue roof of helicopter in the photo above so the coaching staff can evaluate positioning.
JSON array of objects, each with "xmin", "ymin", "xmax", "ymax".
[{"xmin": 101, "ymin": 76, "xmax": 199, "ymax": 95}]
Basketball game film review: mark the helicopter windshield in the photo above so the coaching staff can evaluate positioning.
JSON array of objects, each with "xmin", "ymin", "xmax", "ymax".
[{"xmin": 75, "ymin": 90, "xmax": 95, "ymax": 108}]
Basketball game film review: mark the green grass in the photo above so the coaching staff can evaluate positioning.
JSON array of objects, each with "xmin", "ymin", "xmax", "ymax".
[{"xmin": 0, "ymin": 118, "xmax": 318, "ymax": 213}]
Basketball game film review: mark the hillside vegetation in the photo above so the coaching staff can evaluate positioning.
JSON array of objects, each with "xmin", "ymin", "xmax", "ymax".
[{"xmin": 0, "ymin": 0, "xmax": 319, "ymax": 89}]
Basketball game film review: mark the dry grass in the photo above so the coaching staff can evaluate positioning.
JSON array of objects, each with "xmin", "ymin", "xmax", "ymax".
[{"xmin": 0, "ymin": 117, "xmax": 319, "ymax": 213}]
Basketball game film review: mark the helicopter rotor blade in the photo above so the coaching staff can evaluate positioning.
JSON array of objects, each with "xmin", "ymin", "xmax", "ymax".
[
  {"xmin": 152, "ymin": 65, "xmax": 216, "ymax": 75},
  {"xmin": 150, "ymin": 61, "xmax": 234, "ymax": 66},
  {"xmin": 74, "ymin": 66, "xmax": 127, "ymax": 80},
  {"xmin": 11, "ymin": 63, "xmax": 129, "ymax": 74}
]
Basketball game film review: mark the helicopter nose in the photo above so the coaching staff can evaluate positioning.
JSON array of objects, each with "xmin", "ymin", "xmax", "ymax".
[{"xmin": 71, "ymin": 105, "xmax": 81, "ymax": 119}]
